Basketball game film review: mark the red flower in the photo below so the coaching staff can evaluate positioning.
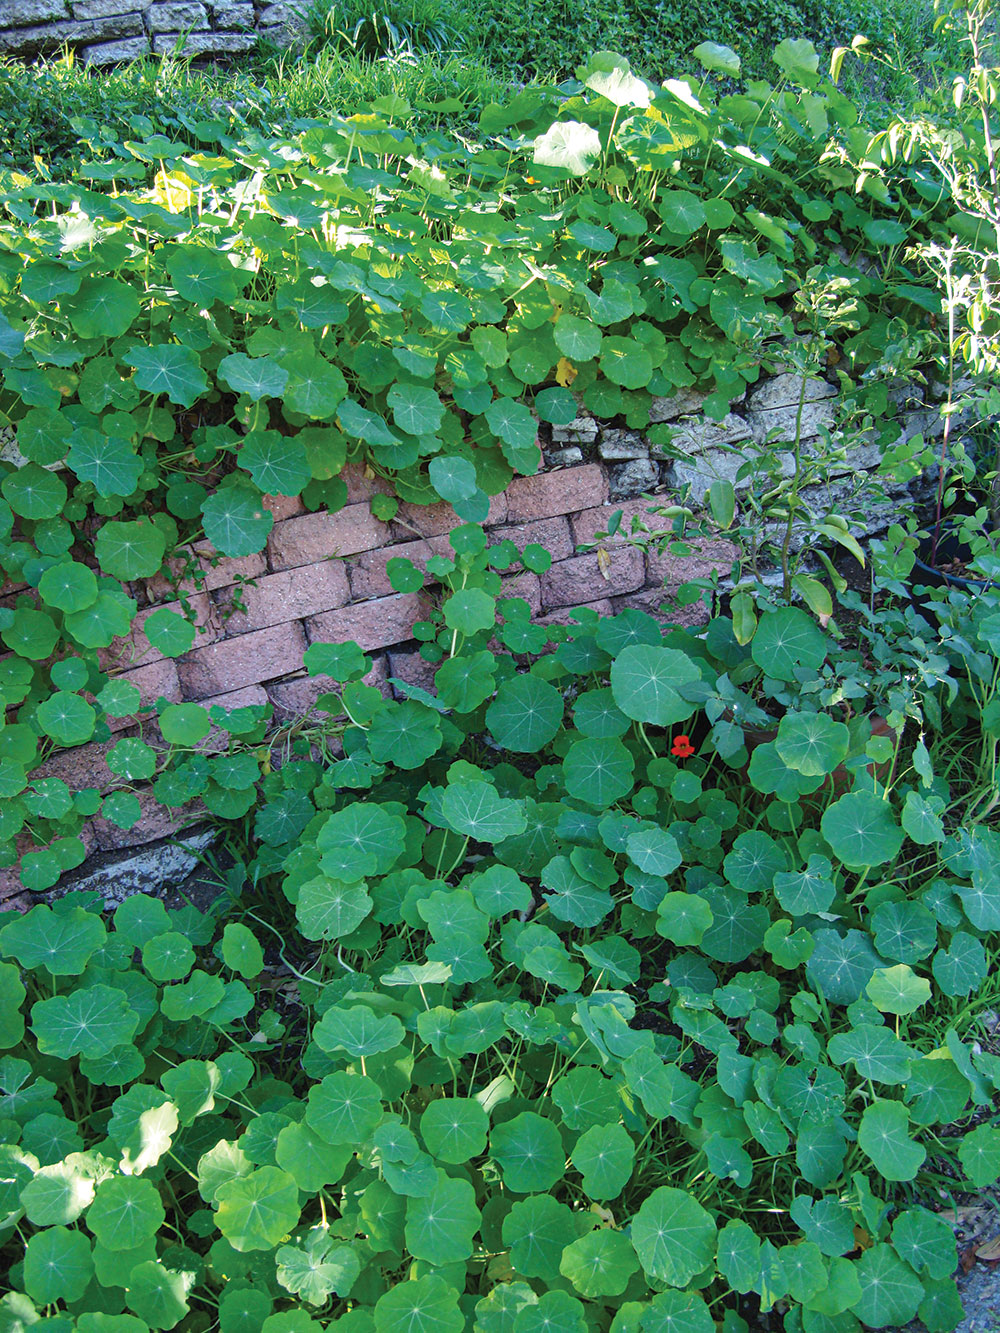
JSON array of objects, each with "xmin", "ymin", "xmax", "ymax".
[{"xmin": 671, "ymin": 734, "xmax": 696, "ymax": 758}]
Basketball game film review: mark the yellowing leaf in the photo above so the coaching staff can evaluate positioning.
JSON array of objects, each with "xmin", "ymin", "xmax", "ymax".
[{"xmin": 556, "ymin": 357, "xmax": 578, "ymax": 386}]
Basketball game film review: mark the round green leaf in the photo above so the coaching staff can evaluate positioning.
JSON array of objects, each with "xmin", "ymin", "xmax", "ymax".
[
  {"xmin": 201, "ymin": 483, "xmax": 274, "ymax": 557},
  {"xmin": 572, "ymin": 1122, "xmax": 634, "ymax": 1199},
  {"xmin": 630, "ymin": 1186, "xmax": 717, "ymax": 1286},
  {"xmin": 486, "ymin": 675, "xmax": 564, "ymax": 753},
  {"xmin": 305, "ymin": 1071, "xmax": 382, "ymax": 1145},
  {"xmin": 563, "ymin": 737, "xmax": 635, "ymax": 806},
  {"xmin": 215, "ymin": 1165, "xmax": 300, "ymax": 1252},
  {"xmin": 2, "ymin": 463, "xmax": 67, "ymax": 519},
  {"xmin": 405, "ymin": 1171, "xmax": 480, "ymax": 1262},
  {"xmin": 857, "ymin": 1100, "xmax": 925, "ymax": 1181},
  {"xmin": 750, "ymin": 607, "xmax": 829, "ymax": 682},
  {"xmin": 24, "ymin": 1225, "xmax": 94, "ymax": 1304},
  {"xmin": 374, "ymin": 1274, "xmax": 463, "ymax": 1333},
  {"xmin": 610, "ymin": 645, "xmax": 699, "ymax": 725},
  {"xmin": 38, "ymin": 559, "xmax": 99, "ymax": 613},
  {"xmin": 125, "ymin": 344, "xmax": 209, "ymax": 408},
  {"xmin": 37, "ymin": 691, "xmax": 97, "ymax": 746},
  {"xmin": 95, "ymin": 520, "xmax": 168, "ymax": 579},
  {"xmin": 87, "ymin": 1175, "xmax": 165, "ymax": 1250},
  {"xmin": 490, "ymin": 1112, "xmax": 565, "ymax": 1193},
  {"xmin": 821, "ymin": 792, "xmax": 904, "ymax": 869},
  {"xmin": 559, "ymin": 1228, "xmax": 639, "ymax": 1298},
  {"xmin": 420, "ymin": 1097, "xmax": 488, "ymax": 1164}
]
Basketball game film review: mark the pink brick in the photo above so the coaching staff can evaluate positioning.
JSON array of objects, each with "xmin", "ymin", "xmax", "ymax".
[
  {"xmin": 342, "ymin": 463, "xmax": 395, "ymax": 505},
  {"xmin": 306, "ymin": 592, "xmax": 430, "ymax": 654},
  {"xmin": 500, "ymin": 571, "xmax": 541, "ymax": 614},
  {"xmin": 148, "ymin": 546, "xmax": 270, "ymax": 604},
  {"xmin": 103, "ymin": 660, "xmax": 182, "ymax": 732},
  {"xmin": 32, "ymin": 738, "xmax": 121, "ymax": 794},
  {"xmin": 506, "ymin": 465, "xmax": 607, "ymax": 523},
  {"xmin": 269, "ymin": 505, "xmax": 391, "ymax": 570},
  {"xmin": 216, "ymin": 563, "xmax": 351, "ymax": 635},
  {"xmin": 571, "ymin": 497, "xmax": 664, "ymax": 549},
  {"xmin": 101, "ymin": 593, "xmax": 220, "ymax": 672},
  {"xmin": 540, "ymin": 549, "xmax": 645, "ymax": 610},
  {"xmin": 91, "ymin": 790, "xmax": 203, "ymax": 852},
  {"xmin": 646, "ymin": 538, "xmax": 738, "ymax": 588},
  {"xmin": 387, "ymin": 650, "xmax": 438, "ymax": 696},
  {"xmin": 176, "ymin": 622, "xmax": 307, "ymax": 700},
  {"xmin": 537, "ymin": 600, "xmax": 614, "ymax": 629},
  {"xmin": 346, "ymin": 537, "xmax": 448, "ymax": 601},
  {"xmin": 198, "ymin": 549, "xmax": 270, "ymax": 593},
  {"xmin": 202, "ymin": 685, "xmax": 271, "ymax": 713},
  {"xmin": 610, "ymin": 587, "xmax": 711, "ymax": 628},
  {"xmin": 268, "ymin": 657, "xmax": 389, "ymax": 717},
  {"xmin": 0, "ymin": 865, "xmax": 31, "ymax": 913},
  {"xmin": 393, "ymin": 492, "xmax": 508, "ymax": 540},
  {"xmin": 489, "ymin": 516, "xmax": 574, "ymax": 566},
  {"xmin": 263, "ymin": 493, "xmax": 306, "ymax": 522}
]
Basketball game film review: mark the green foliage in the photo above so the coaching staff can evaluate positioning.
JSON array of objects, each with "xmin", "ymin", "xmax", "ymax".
[{"xmin": 1, "ymin": 579, "xmax": 998, "ymax": 1328}]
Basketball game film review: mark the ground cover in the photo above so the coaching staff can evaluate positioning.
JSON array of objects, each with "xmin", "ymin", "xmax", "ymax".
[{"xmin": 0, "ymin": 21, "xmax": 1000, "ymax": 1333}]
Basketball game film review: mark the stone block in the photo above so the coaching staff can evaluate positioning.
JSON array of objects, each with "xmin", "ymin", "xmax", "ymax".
[
  {"xmin": 392, "ymin": 492, "xmax": 507, "ymax": 539},
  {"xmin": 646, "ymin": 537, "xmax": 738, "ymax": 589},
  {"xmin": 146, "ymin": 1, "xmax": 208, "ymax": 30},
  {"xmin": 608, "ymin": 459, "xmax": 660, "ymax": 500},
  {"xmin": 650, "ymin": 413, "xmax": 753, "ymax": 460},
  {"xmin": 209, "ymin": 0, "xmax": 252, "ymax": 26},
  {"xmin": 57, "ymin": 830, "xmax": 216, "ymax": 906},
  {"xmin": 552, "ymin": 415, "xmax": 599, "ymax": 446},
  {"xmin": 0, "ymin": 11, "xmax": 140, "ymax": 52},
  {"xmin": 71, "ymin": 0, "xmax": 135, "ymax": 17},
  {"xmin": 500, "ymin": 570, "xmax": 542, "ymax": 614},
  {"xmin": 81, "ymin": 33, "xmax": 148, "ymax": 60},
  {"xmin": 100, "ymin": 592, "xmax": 220, "ymax": 672},
  {"xmin": 746, "ymin": 373, "xmax": 837, "ymax": 412},
  {"xmin": 152, "ymin": 28, "xmax": 255, "ymax": 52},
  {"xmin": 747, "ymin": 397, "xmax": 837, "ymax": 446},
  {"xmin": 347, "ymin": 537, "xmax": 445, "ymax": 602},
  {"xmin": 103, "ymin": 659, "xmax": 182, "ymax": 731},
  {"xmin": 386, "ymin": 650, "xmax": 437, "ymax": 698},
  {"xmin": 610, "ymin": 586, "xmax": 711, "ymax": 629},
  {"xmin": 543, "ymin": 447, "xmax": 584, "ymax": 469},
  {"xmin": 598, "ymin": 428, "xmax": 648, "ymax": 461},
  {"xmin": 0, "ymin": 0, "xmax": 67, "ymax": 25},
  {"xmin": 667, "ymin": 446, "xmax": 794, "ymax": 501},
  {"xmin": 262, "ymin": 492, "xmax": 306, "ymax": 522},
  {"xmin": 91, "ymin": 789, "xmax": 203, "ymax": 851},
  {"xmin": 489, "ymin": 516, "xmax": 575, "ymax": 567},
  {"xmin": 648, "ymin": 388, "xmax": 706, "ymax": 422},
  {"xmin": 268, "ymin": 657, "xmax": 388, "ymax": 717},
  {"xmin": 572, "ymin": 498, "xmax": 665, "ymax": 549}
]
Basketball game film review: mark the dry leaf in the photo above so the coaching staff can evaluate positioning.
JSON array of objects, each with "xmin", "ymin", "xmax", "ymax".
[
  {"xmin": 975, "ymin": 1235, "xmax": 1000, "ymax": 1262},
  {"xmin": 597, "ymin": 547, "xmax": 612, "ymax": 580},
  {"xmin": 961, "ymin": 1245, "xmax": 979, "ymax": 1273}
]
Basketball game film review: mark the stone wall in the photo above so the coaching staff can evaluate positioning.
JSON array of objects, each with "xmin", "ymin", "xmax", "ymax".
[
  {"xmin": 0, "ymin": 371, "xmax": 942, "ymax": 909},
  {"xmin": 0, "ymin": 0, "xmax": 301, "ymax": 64}
]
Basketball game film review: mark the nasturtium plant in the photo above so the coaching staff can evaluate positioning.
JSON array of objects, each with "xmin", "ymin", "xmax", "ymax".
[{"xmin": 0, "ymin": 33, "xmax": 997, "ymax": 1333}]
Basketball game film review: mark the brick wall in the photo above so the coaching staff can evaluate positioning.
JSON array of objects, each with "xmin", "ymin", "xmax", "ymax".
[
  {"xmin": 0, "ymin": 0, "xmax": 301, "ymax": 64},
  {"xmin": 0, "ymin": 372, "xmax": 942, "ymax": 906}
]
